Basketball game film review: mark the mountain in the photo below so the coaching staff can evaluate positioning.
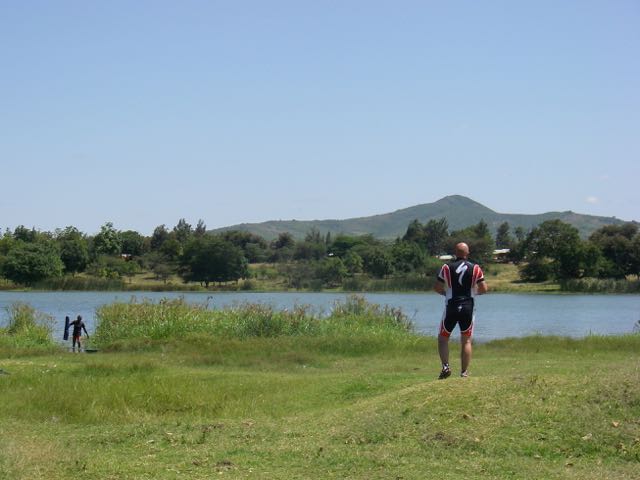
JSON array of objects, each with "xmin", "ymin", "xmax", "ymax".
[{"xmin": 211, "ymin": 195, "xmax": 628, "ymax": 241}]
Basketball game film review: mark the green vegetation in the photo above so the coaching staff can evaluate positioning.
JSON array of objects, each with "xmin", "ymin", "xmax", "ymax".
[
  {"xmin": 0, "ymin": 302, "xmax": 58, "ymax": 355},
  {"xmin": 0, "ymin": 298, "xmax": 638, "ymax": 479},
  {"xmin": 93, "ymin": 295, "xmax": 413, "ymax": 349},
  {"xmin": 0, "ymin": 209, "xmax": 638, "ymax": 293}
]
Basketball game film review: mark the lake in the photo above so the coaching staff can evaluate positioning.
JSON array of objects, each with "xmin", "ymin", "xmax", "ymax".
[{"xmin": 1, "ymin": 291, "xmax": 639, "ymax": 342}]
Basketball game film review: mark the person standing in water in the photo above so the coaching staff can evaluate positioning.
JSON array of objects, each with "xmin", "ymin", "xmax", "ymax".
[{"xmin": 69, "ymin": 315, "xmax": 89, "ymax": 352}]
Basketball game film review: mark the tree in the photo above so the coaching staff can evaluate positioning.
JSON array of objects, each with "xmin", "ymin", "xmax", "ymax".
[
  {"xmin": 194, "ymin": 219, "xmax": 207, "ymax": 237},
  {"xmin": 142, "ymin": 251, "xmax": 177, "ymax": 279},
  {"xmin": 448, "ymin": 220, "xmax": 495, "ymax": 265},
  {"xmin": 273, "ymin": 232, "xmax": 295, "ymax": 250},
  {"xmin": 92, "ymin": 222, "xmax": 122, "ymax": 256},
  {"xmin": 631, "ymin": 234, "xmax": 640, "ymax": 277},
  {"xmin": 343, "ymin": 250, "xmax": 364, "ymax": 275},
  {"xmin": 180, "ymin": 236, "xmax": 248, "ymax": 287},
  {"xmin": 277, "ymin": 261, "xmax": 315, "ymax": 289},
  {"xmin": 221, "ymin": 231, "xmax": 269, "ymax": 263},
  {"xmin": 243, "ymin": 242, "xmax": 269, "ymax": 263},
  {"xmin": 56, "ymin": 226, "xmax": 89, "ymax": 275},
  {"xmin": 173, "ymin": 218, "xmax": 193, "ymax": 245},
  {"xmin": 316, "ymin": 257, "xmax": 347, "ymax": 286},
  {"xmin": 121, "ymin": 260, "xmax": 140, "ymax": 283},
  {"xmin": 13, "ymin": 225, "xmax": 38, "ymax": 243},
  {"xmin": 160, "ymin": 238, "xmax": 182, "ymax": 262},
  {"xmin": 402, "ymin": 218, "xmax": 449, "ymax": 255},
  {"xmin": 360, "ymin": 246, "xmax": 394, "ymax": 278},
  {"xmin": 152, "ymin": 262, "xmax": 173, "ymax": 284},
  {"xmin": 519, "ymin": 257, "xmax": 552, "ymax": 282},
  {"xmin": 329, "ymin": 234, "xmax": 378, "ymax": 258},
  {"xmin": 87, "ymin": 255, "xmax": 130, "ymax": 279},
  {"xmin": 523, "ymin": 220, "xmax": 584, "ymax": 280},
  {"xmin": 2, "ymin": 241, "xmax": 64, "ymax": 285},
  {"xmin": 402, "ymin": 219, "xmax": 425, "ymax": 245},
  {"xmin": 423, "ymin": 218, "xmax": 449, "ymax": 255},
  {"xmin": 495, "ymin": 222, "xmax": 513, "ymax": 249},
  {"xmin": 391, "ymin": 241, "xmax": 426, "ymax": 273},
  {"xmin": 589, "ymin": 224, "xmax": 638, "ymax": 278},
  {"xmin": 120, "ymin": 230, "xmax": 146, "ymax": 256},
  {"xmin": 305, "ymin": 228, "xmax": 323, "ymax": 244},
  {"xmin": 293, "ymin": 241, "xmax": 326, "ymax": 261},
  {"xmin": 150, "ymin": 224, "xmax": 170, "ymax": 251}
]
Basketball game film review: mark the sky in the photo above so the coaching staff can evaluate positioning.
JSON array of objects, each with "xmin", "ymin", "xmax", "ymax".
[{"xmin": 1, "ymin": 0, "xmax": 639, "ymax": 235}]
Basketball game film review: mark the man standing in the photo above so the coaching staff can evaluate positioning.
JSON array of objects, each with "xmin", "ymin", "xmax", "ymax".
[
  {"xmin": 434, "ymin": 242, "xmax": 488, "ymax": 379},
  {"xmin": 69, "ymin": 315, "xmax": 89, "ymax": 352}
]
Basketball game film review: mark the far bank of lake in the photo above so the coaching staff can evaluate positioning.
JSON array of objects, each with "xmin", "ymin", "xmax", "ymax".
[{"xmin": 1, "ymin": 291, "xmax": 639, "ymax": 342}]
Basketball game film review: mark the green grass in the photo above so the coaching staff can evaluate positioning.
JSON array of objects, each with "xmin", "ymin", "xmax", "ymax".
[
  {"xmin": 1, "ymin": 329, "xmax": 638, "ymax": 479},
  {"xmin": 91, "ymin": 295, "xmax": 414, "ymax": 349},
  {"xmin": 0, "ymin": 302, "xmax": 58, "ymax": 355}
]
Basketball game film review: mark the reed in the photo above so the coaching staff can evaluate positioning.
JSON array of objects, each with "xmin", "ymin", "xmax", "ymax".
[
  {"xmin": 92, "ymin": 295, "xmax": 415, "ymax": 350},
  {"xmin": 32, "ymin": 276, "xmax": 125, "ymax": 291},
  {"xmin": 0, "ymin": 302, "xmax": 58, "ymax": 354},
  {"xmin": 560, "ymin": 277, "xmax": 640, "ymax": 293}
]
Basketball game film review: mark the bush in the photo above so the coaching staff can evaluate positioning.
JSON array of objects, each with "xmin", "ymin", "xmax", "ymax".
[
  {"xmin": 0, "ymin": 302, "xmax": 57, "ymax": 352},
  {"xmin": 519, "ymin": 260, "xmax": 552, "ymax": 282}
]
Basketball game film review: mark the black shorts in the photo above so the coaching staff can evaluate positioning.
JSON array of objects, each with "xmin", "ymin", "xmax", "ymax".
[{"xmin": 439, "ymin": 298, "xmax": 474, "ymax": 338}]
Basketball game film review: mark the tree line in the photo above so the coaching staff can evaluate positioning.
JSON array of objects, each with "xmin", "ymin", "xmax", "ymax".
[{"xmin": 0, "ymin": 217, "xmax": 638, "ymax": 289}]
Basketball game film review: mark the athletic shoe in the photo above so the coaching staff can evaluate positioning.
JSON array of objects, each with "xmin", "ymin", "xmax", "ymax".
[
  {"xmin": 438, "ymin": 366, "xmax": 451, "ymax": 380},
  {"xmin": 460, "ymin": 370, "xmax": 469, "ymax": 378}
]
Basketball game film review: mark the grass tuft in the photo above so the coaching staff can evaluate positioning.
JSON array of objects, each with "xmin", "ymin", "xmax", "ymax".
[{"xmin": 0, "ymin": 303, "xmax": 59, "ymax": 355}]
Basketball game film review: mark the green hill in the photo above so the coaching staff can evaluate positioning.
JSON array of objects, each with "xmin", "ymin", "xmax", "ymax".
[{"xmin": 211, "ymin": 195, "xmax": 628, "ymax": 240}]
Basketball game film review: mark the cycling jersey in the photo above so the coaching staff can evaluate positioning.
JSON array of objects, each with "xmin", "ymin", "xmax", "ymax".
[{"xmin": 436, "ymin": 258, "xmax": 485, "ymax": 337}]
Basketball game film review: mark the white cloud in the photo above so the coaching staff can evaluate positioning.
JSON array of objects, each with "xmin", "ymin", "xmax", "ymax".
[{"xmin": 586, "ymin": 196, "xmax": 599, "ymax": 204}]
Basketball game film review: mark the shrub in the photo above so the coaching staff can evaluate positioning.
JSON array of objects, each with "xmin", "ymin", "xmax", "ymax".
[
  {"xmin": 0, "ymin": 302, "xmax": 57, "ymax": 352},
  {"xmin": 519, "ymin": 259, "xmax": 552, "ymax": 282}
]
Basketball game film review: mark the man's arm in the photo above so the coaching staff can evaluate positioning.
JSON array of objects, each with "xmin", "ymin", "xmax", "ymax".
[
  {"xmin": 434, "ymin": 280, "xmax": 446, "ymax": 296},
  {"xmin": 476, "ymin": 279, "xmax": 488, "ymax": 295}
]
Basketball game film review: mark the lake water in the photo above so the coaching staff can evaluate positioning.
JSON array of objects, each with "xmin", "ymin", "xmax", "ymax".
[{"xmin": 1, "ymin": 291, "xmax": 639, "ymax": 342}]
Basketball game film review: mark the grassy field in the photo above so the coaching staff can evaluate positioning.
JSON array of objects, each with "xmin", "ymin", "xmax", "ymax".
[
  {"xmin": 1, "ymin": 300, "xmax": 638, "ymax": 480},
  {"xmin": 484, "ymin": 263, "xmax": 561, "ymax": 293}
]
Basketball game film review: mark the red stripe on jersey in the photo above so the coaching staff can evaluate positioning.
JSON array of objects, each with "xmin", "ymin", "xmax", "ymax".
[
  {"xmin": 473, "ymin": 264, "xmax": 484, "ymax": 286},
  {"xmin": 443, "ymin": 264, "xmax": 451, "ymax": 288}
]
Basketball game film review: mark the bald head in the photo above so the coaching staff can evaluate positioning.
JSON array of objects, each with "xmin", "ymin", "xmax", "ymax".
[{"xmin": 455, "ymin": 242, "xmax": 470, "ymax": 259}]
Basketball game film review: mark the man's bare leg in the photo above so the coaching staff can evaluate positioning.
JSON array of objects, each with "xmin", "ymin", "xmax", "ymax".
[
  {"xmin": 438, "ymin": 335, "xmax": 449, "ymax": 366},
  {"xmin": 461, "ymin": 336, "xmax": 472, "ymax": 374},
  {"xmin": 438, "ymin": 335, "xmax": 452, "ymax": 378}
]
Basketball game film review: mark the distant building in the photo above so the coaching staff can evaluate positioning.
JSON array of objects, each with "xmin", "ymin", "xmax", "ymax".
[{"xmin": 492, "ymin": 248, "xmax": 510, "ymax": 262}]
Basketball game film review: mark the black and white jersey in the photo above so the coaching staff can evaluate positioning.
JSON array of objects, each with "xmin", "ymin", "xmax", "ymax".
[{"xmin": 437, "ymin": 258, "xmax": 485, "ymax": 302}]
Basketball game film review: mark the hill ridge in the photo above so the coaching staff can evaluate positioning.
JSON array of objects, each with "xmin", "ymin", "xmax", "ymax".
[{"xmin": 211, "ymin": 195, "xmax": 627, "ymax": 240}]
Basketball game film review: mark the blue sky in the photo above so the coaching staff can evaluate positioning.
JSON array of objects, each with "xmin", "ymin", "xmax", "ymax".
[{"xmin": 2, "ymin": 1, "xmax": 638, "ymax": 235}]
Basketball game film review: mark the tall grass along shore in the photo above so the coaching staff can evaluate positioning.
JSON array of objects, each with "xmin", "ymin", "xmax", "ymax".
[{"xmin": 0, "ymin": 298, "xmax": 638, "ymax": 479}]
